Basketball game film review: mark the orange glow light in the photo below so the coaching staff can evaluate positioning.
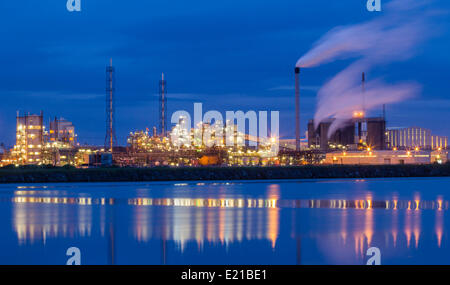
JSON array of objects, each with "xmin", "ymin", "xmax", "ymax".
[{"xmin": 352, "ymin": 111, "xmax": 365, "ymax": 118}]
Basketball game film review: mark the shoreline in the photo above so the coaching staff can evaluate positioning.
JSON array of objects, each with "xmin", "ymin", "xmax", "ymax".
[{"xmin": 1, "ymin": 164, "xmax": 450, "ymax": 184}]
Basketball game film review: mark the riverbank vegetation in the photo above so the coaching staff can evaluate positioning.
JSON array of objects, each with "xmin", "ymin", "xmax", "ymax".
[{"xmin": 0, "ymin": 163, "xmax": 449, "ymax": 184}]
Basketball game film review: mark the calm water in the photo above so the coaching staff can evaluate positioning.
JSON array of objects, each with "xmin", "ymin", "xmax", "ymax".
[{"xmin": 0, "ymin": 177, "xmax": 449, "ymax": 265}]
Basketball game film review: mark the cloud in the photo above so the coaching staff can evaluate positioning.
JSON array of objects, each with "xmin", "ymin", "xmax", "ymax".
[{"xmin": 296, "ymin": 0, "xmax": 442, "ymax": 137}]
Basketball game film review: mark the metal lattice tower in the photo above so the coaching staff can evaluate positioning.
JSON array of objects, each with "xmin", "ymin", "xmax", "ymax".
[
  {"xmin": 159, "ymin": 73, "xmax": 167, "ymax": 136},
  {"xmin": 105, "ymin": 58, "xmax": 117, "ymax": 152}
]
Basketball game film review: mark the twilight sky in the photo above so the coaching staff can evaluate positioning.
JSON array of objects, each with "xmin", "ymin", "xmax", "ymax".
[{"xmin": 0, "ymin": 0, "xmax": 449, "ymax": 146}]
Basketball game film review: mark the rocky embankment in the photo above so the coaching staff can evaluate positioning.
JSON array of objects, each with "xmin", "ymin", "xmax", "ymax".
[{"xmin": 0, "ymin": 164, "xmax": 449, "ymax": 184}]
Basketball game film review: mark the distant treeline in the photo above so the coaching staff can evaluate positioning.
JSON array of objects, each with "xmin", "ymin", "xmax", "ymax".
[{"xmin": 0, "ymin": 163, "xmax": 449, "ymax": 184}]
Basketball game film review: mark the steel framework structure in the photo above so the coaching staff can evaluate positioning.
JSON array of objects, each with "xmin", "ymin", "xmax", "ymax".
[
  {"xmin": 105, "ymin": 59, "xmax": 117, "ymax": 152},
  {"xmin": 159, "ymin": 73, "xmax": 167, "ymax": 136}
]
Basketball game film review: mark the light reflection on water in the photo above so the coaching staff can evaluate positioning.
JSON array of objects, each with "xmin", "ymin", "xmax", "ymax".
[{"xmin": 1, "ymin": 178, "xmax": 449, "ymax": 264}]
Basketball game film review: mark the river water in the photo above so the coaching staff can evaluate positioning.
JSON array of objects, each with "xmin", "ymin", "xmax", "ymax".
[{"xmin": 0, "ymin": 177, "xmax": 449, "ymax": 265}]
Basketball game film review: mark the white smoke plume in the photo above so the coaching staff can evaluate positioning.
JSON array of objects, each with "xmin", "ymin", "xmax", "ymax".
[{"xmin": 296, "ymin": 0, "xmax": 440, "ymax": 137}]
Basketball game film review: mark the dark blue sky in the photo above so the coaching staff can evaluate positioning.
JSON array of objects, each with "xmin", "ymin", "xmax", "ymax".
[{"xmin": 0, "ymin": 0, "xmax": 449, "ymax": 146}]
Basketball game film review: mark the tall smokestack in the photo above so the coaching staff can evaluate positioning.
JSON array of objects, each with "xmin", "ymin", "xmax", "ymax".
[
  {"xmin": 295, "ymin": 67, "xmax": 300, "ymax": 151},
  {"xmin": 362, "ymin": 72, "xmax": 366, "ymax": 116}
]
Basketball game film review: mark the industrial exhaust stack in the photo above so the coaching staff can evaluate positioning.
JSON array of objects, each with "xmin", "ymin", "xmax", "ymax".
[
  {"xmin": 295, "ymin": 67, "xmax": 300, "ymax": 151},
  {"xmin": 362, "ymin": 72, "xmax": 366, "ymax": 117}
]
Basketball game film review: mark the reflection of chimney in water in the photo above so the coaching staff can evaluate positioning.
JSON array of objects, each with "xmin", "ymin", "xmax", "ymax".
[{"xmin": 295, "ymin": 67, "xmax": 300, "ymax": 151}]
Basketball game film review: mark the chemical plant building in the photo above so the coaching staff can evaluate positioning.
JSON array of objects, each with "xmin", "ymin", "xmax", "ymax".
[
  {"xmin": 386, "ymin": 127, "xmax": 448, "ymax": 150},
  {"xmin": 49, "ymin": 117, "xmax": 77, "ymax": 146},
  {"xmin": 307, "ymin": 116, "xmax": 386, "ymax": 151},
  {"xmin": 11, "ymin": 111, "xmax": 44, "ymax": 165},
  {"xmin": 1, "ymin": 112, "xmax": 86, "ymax": 167},
  {"xmin": 308, "ymin": 116, "xmax": 449, "ymax": 165},
  {"xmin": 1, "ymin": 63, "xmax": 448, "ymax": 168}
]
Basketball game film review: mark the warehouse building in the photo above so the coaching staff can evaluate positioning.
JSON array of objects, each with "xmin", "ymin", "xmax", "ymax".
[
  {"xmin": 325, "ymin": 149, "xmax": 448, "ymax": 165},
  {"xmin": 386, "ymin": 127, "xmax": 448, "ymax": 150}
]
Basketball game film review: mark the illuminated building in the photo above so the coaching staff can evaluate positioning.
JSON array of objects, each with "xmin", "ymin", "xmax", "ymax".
[
  {"xmin": 38, "ymin": 117, "xmax": 79, "ymax": 166},
  {"xmin": 307, "ymin": 118, "xmax": 354, "ymax": 150},
  {"xmin": 127, "ymin": 130, "xmax": 168, "ymax": 153},
  {"xmin": 49, "ymin": 117, "xmax": 77, "ymax": 146},
  {"xmin": 0, "ymin": 145, "xmax": 7, "ymax": 166},
  {"xmin": 41, "ymin": 143, "xmax": 79, "ymax": 166},
  {"xmin": 12, "ymin": 111, "xmax": 44, "ymax": 165},
  {"xmin": 325, "ymin": 149, "xmax": 448, "ymax": 165},
  {"xmin": 431, "ymin": 135, "xmax": 448, "ymax": 150},
  {"xmin": 386, "ymin": 127, "xmax": 448, "ymax": 150},
  {"xmin": 279, "ymin": 139, "xmax": 308, "ymax": 151},
  {"xmin": 171, "ymin": 116, "xmax": 193, "ymax": 148},
  {"xmin": 124, "ymin": 118, "xmax": 279, "ymax": 167},
  {"xmin": 387, "ymin": 127, "xmax": 429, "ymax": 149},
  {"xmin": 308, "ymin": 117, "xmax": 386, "ymax": 151}
]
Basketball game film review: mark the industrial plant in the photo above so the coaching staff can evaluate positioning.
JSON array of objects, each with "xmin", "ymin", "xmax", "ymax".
[{"xmin": 0, "ymin": 62, "xmax": 448, "ymax": 168}]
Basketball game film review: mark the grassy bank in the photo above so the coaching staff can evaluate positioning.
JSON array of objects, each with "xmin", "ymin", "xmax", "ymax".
[{"xmin": 0, "ymin": 164, "xmax": 450, "ymax": 184}]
